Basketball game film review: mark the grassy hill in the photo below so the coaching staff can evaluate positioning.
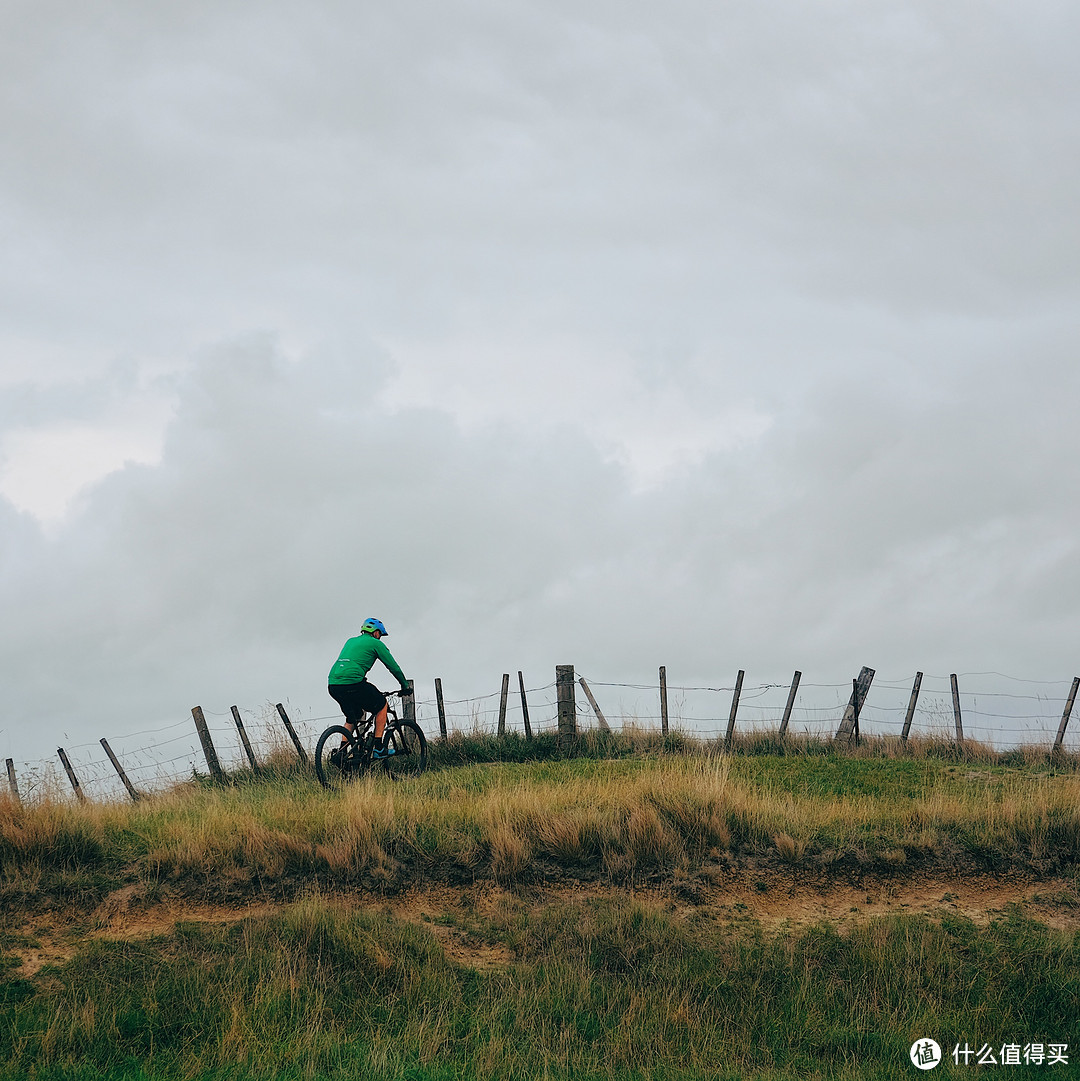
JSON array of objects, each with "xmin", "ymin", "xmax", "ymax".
[{"xmin": 2, "ymin": 733, "xmax": 1079, "ymax": 1080}]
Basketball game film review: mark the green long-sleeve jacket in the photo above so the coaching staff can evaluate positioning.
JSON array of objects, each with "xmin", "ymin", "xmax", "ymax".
[{"xmin": 328, "ymin": 634, "xmax": 409, "ymax": 688}]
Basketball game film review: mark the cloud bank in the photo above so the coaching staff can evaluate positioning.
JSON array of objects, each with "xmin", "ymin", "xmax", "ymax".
[
  {"xmin": 1, "ymin": 1, "xmax": 1078, "ymax": 763},
  {"xmin": 3, "ymin": 333, "xmax": 1078, "ymax": 763}
]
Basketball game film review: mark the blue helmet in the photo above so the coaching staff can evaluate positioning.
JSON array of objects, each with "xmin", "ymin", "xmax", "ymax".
[{"xmin": 361, "ymin": 617, "xmax": 388, "ymax": 636}]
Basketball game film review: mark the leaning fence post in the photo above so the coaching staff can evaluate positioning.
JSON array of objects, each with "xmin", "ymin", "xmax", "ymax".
[
  {"xmin": 497, "ymin": 673, "xmax": 510, "ymax": 737},
  {"xmin": 100, "ymin": 738, "xmax": 140, "ymax": 802},
  {"xmin": 659, "ymin": 665, "xmax": 669, "ymax": 735},
  {"xmin": 518, "ymin": 672, "xmax": 533, "ymax": 740},
  {"xmin": 1054, "ymin": 677, "xmax": 1079, "ymax": 753},
  {"xmin": 851, "ymin": 678, "xmax": 861, "ymax": 747},
  {"xmin": 724, "ymin": 670, "xmax": 745, "ymax": 745},
  {"xmin": 779, "ymin": 671, "xmax": 801, "ymax": 736},
  {"xmin": 435, "ymin": 678, "xmax": 448, "ymax": 739},
  {"xmin": 57, "ymin": 748, "xmax": 86, "ymax": 803},
  {"xmin": 5, "ymin": 759, "xmax": 20, "ymax": 805},
  {"xmin": 578, "ymin": 677, "xmax": 611, "ymax": 731},
  {"xmin": 403, "ymin": 680, "xmax": 416, "ymax": 726},
  {"xmin": 836, "ymin": 667, "xmax": 875, "ymax": 739},
  {"xmin": 275, "ymin": 703, "xmax": 309, "ymax": 765},
  {"xmin": 230, "ymin": 706, "xmax": 259, "ymax": 770},
  {"xmin": 950, "ymin": 674, "xmax": 964, "ymax": 746},
  {"xmin": 901, "ymin": 672, "xmax": 923, "ymax": 743},
  {"xmin": 556, "ymin": 665, "xmax": 577, "ymax": 744},
  {"xmin": 191, "ymin": 706, "xmax": 226, "ymax": 782}
]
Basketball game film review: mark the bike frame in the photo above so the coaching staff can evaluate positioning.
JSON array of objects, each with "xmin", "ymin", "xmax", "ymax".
[{"xmin": 345, "ymin": 691, "xmax": 401, "ymax": 741}]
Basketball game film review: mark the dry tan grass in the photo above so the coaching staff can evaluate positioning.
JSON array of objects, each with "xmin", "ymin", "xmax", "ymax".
[
  {"xmin": 773, "ymin": 832, "xmax": 807, "ymax": 863},
  {"xmin": 3, "ymin": 756, "xmax": 1079, "ymax": 896}
]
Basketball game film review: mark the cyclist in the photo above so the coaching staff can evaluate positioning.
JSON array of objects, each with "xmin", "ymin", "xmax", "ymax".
[{"xmin": 328, "ymin": 618, "xmax": 412, "ymax": 760}]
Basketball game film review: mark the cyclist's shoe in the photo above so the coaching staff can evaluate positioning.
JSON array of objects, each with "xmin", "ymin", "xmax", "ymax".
[{"xmin": 372, "ymin": 743, "xmax": 396, "ymax": 760}]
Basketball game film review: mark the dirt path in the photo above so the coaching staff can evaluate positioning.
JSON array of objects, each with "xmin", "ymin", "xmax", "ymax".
[
  {"xmin": 698, "ymin": 868, "xmax": 1080, "ymax": 932},
  {"xmin": 7, "ymin": 872, "xmax": 1078, "ymax": 978}
]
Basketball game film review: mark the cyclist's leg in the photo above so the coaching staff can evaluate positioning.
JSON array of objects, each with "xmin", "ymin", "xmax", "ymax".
[
  {"xmin": 353, "ymin": 681, "xmax": 390, "ymax": 745},
  {"xmin": 372, "ymin": 704, "xmax": 388, "ymax": 741}
]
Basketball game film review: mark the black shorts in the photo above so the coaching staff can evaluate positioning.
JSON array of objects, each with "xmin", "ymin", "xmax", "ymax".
[{"xmin": 328, "ymin": 680, "xmax": 387, "ymax": 725}]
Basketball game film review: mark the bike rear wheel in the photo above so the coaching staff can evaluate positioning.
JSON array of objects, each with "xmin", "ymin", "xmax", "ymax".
[
  {"xmin": 314, "ymin": 725, "xmax": 363, "ymax": 789},
  {"xmin": 382, "ymin": 720, "xmax": 428, "ymax": 780}
]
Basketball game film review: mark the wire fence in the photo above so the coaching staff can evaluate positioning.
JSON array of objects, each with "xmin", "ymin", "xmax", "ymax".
[
  {"xmin": 581, "ymin": 672, "xmax": 1079, "ymax": 746},
  {"xmin": 5, "ymin": 668, "xmax": 1079, "ymax": 805}
]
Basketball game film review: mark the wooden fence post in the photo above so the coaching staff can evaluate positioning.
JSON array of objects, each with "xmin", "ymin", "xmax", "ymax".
[
  {"xmin": 851, "ymin": 678, "xmax": 861, "ymax": 746},
  {"xmin": 57, "ymin": 748, "xmax": 85, "ymax": 803},
  {"xmin": 659, "ymin": 666, "xmax": 669, "ymax": 735},
  {"xmin": 1054, "ymin": 677, "xmax": 1079, "ymax": 753},
  {"xmin": 724, "ymin": 670, "xmax": 745, "ymax": 745},
  {"xmin": 275, "ymin": 704, "xmax": 309, "ymax": 765},
  {"xmin": 100, "ymin": 738, "xmax": 139, "ymax": 802},
  {"xmin": 950, "ymin": 674, "xmax": 964, "ymax": 745},
  {"xmin": 901, "ymin": 672, "xmax": 923, "ymax": 743},
  {"xmin": 403, "ymin": 680, "xmax": 416, "ymax": 726},
  {"xmin": 230, "ymin": 706, "xmax": 259, "ymax": 770},
  {"xmin": 435, "ymin": 678, "xmax": 448, "ymax": 739},
  {"xmin": 779, "ymin": 671, "xmax": 801, "ymax": 736},
  {"xmin": 578, "ymin": 677, "xmax": 611, "ymax": 731},
  {"xmin": 497, "ymin": 673, "xmax": 510, "ymax": 737},
  {"xmin": 556, "ymin": 665, "xmax": 577, "ymax": 744},
  {"xmin": 191, "ymin": 706, "xmax": 225, "ymax": 782},
  {"xmin": 518, "ymin": 672, "xmax": 533, "ymax": 741},
  {"xmin": 5, "ymin": 759, "xmax": 20, "ymax": 805},
  {"xmin": 836, "ymin": 667, "xmax": 875, "ymax": 739}
]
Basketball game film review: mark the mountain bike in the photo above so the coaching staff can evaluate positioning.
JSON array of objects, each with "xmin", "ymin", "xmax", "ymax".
[{"xmin": 314, "ymin": 689, "xmax": 428, "ymax": 789}]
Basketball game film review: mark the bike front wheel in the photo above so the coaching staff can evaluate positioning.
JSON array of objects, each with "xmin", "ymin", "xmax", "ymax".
[
  {"xmin": 382, "ymin": 720, "xmax": 428, "ymax": 780},
  {"xmin": 314, "ymin": 725, "xmax": 363, "ymax": 790}
]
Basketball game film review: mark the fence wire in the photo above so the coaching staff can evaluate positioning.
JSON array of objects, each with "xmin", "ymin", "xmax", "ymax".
[{"xmin": 5, "ymin": 670, "xmax": 1078, "ymax": 804}]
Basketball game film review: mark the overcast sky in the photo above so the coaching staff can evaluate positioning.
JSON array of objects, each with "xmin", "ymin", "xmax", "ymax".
[{"xmin": 2, "ymin": 1, "xmax": 1078, "ymax": 769}]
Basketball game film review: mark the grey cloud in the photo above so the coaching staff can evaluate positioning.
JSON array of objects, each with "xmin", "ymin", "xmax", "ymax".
[
  {"xmin": 3, "ymin": 334, "xmax": 1078, "ymax": 764},
  {"xmin": 0, "ymin": 358, "xmax": 146, "ymax": 430},
  {"xmin": 4, "ymin": 0, "xmax": 1076, "ymax": 360},
  {"xmin": 0, "ymin": 339, "xmax": 636, "ymax": 757},
  {"xmin": 1, "ymin": 3, "xmax": 1077, "ymax": 764}
]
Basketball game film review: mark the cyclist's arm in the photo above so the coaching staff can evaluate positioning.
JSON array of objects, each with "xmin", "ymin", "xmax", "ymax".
[{"xmin": 374, "ymin": 638, "xmax": 409, "ymax": 690}]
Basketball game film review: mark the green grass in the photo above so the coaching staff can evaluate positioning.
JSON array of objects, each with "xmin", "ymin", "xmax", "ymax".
[
  {"xmin": 1, "ymin": 894, "xmax": 1077, "ymax": 1080},
  {"xmin": 729, "ymin": 755, "xmax": 938, "ymax": 799},
  {"xmin": 2, "ymin": 747, "xmax": 1080, "ymax": 908},
  {"xmin": 428, "ymin": 728, "xmax": 1078, "ymax": 772},
  {"xmin": 3, "ymin": 743, "xmax": 1080, "ymax": 1079}
]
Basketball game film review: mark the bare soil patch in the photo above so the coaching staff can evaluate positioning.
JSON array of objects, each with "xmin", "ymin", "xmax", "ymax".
[
  {"xmin": 694, "ymin": 867, "xmax": 1080, "ymax": 932},
  {"xmin": 6, "ymin": 871, "xmax": 1076, "ymax": 979}
]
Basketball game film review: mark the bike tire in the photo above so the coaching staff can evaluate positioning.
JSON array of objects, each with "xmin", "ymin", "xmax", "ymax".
[
  {"xmin": 314, "ymin": 725, "xmax": 363, "ymax": 790},
  {"xmin": 382, "ymin": 720, "xmax": 428, "ymax": 780}
]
